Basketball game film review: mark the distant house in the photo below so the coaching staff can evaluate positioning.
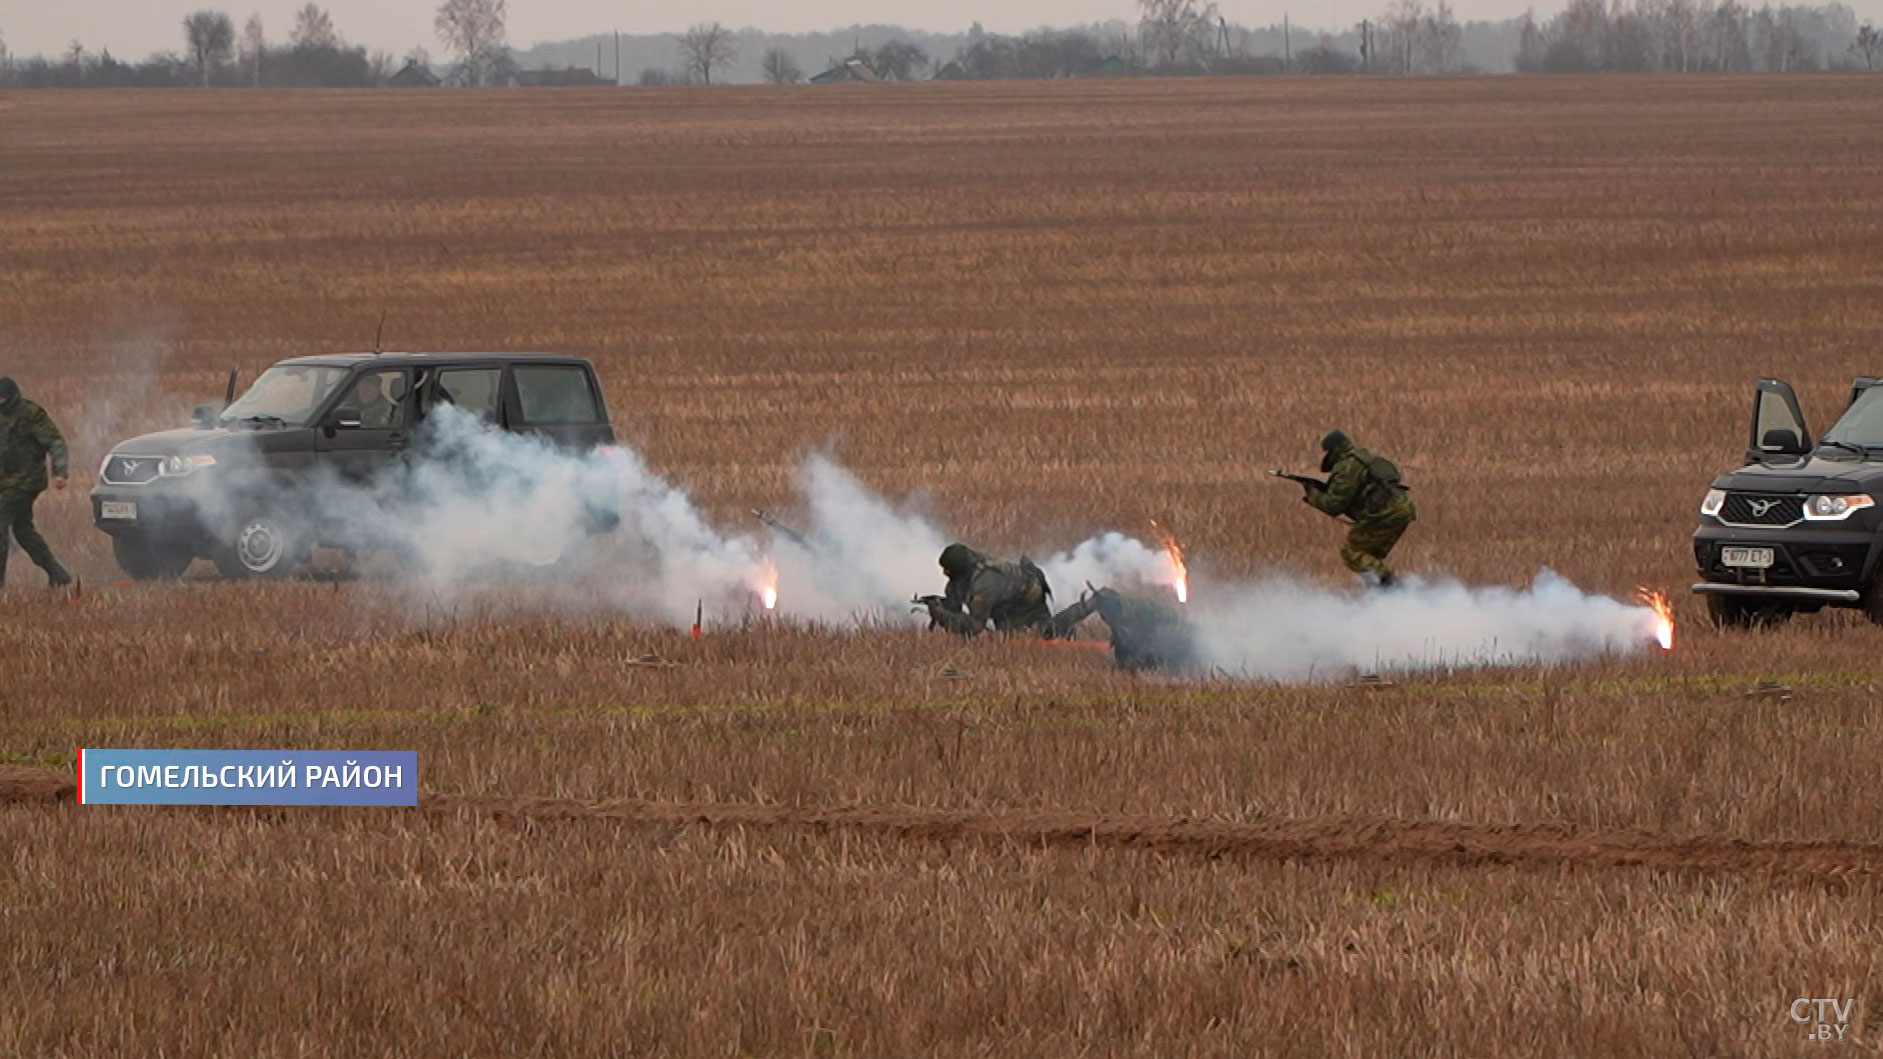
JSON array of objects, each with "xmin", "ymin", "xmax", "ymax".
[
  {"xmin": 514, "ymin": 66, "xmax": 611, "ymax": 87},
  {"xmin": 809, "ymin": 57, "xmax": 879, "ymax": 84},
  {"xmin": 388, "ymin": 59, "xmax": 440, "ymax": 87},
  {"xmin": 931, "ymin": 61, "xmax": 967, "ymax": 81}
]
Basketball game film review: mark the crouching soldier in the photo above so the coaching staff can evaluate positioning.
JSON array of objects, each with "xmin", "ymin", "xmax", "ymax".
[
  {"xmin": 917, "ymin": 542, "xmax": 1055, "ymax": 636},
  {"xmin": 1300, "ymin": 430, "xmax": 1416, "ymax": 588},
  {"xmin": 1048, "ymin": 586, "xmax": 1200, "ymax": 673}
]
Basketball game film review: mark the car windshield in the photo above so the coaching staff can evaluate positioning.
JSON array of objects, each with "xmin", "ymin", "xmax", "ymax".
[
  {"xmin": 1820, "ymin": 388, "xmax": 1883, "ymax": 451},
  {"xmin": 220, "ymin": 364, "xmax": 349, "ymax": 426}
]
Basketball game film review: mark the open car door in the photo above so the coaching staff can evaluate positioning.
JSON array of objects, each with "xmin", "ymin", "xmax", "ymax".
[
  {"xmin": 1849, "ymin": 377, "xmax": 1882, "ymax": 410},
  {"xmin": 1748, "ymin": 378, "xmax": 1811, "ymax": 463}
]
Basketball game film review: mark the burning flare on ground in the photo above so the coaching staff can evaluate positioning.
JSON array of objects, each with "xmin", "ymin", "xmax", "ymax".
[
  {"xmin": 1636, "ymin": 587, "xmax": 1675, "ymax": 650},
  {"xmin": 1150, "ymin": 520, "xmax": 1189, "ymax": 604},
  {"xmin": 759, "ymin": 560, "xmax": 779, "ymax": 611}
]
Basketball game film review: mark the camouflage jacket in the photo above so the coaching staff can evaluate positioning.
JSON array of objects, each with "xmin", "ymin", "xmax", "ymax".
[
  {"xmin": 1309, "ymin": 441, "xmax": 1408, "ymax": 522},
  {"xmin": 0, "ymin": 398, "xmax": 68, "ymax": 493},
  {"xmin": 932, "ymin": 555, "xmax": 1053, "ymax": 636}
]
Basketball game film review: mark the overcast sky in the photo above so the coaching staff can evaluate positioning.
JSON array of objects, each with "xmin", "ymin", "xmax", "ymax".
[{"xmin": 6, "ymin": 0, "xmax": 1881, "ymax": 59}]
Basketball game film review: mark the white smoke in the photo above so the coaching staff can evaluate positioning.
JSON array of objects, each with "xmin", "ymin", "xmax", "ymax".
[
  {"xmin": 766, "ymin": 454, "xmax": 949, "ymax": 624},
  {"xmin": 176, "ymin": 407, "xmax": 1666, "ymax": 679},
  {"xmin": 365, "ymin": 409, "xmax": 765, "ymax": 625},
  {"xmin": 1038, "ymin": 532, "xmax": 1181, "ymax": 599},
  {"xmin": 1187, "ymin": 571, "xmax": 1665, "ymax": 681}
]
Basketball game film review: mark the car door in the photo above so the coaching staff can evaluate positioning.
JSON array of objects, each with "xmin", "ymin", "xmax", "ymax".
[
  {"xmin": 1849, "ymin": 377, "xmax": 1881, "ymax": 410},
  {"xmin": 1748, "ymin": 378, "xmax": 1811, "ymax": 463},
  {"xmin": 316, "ymin": 367, "xmax": 413, "ymax": 484},
  {"xmin": 416, "ymin": 365, "xmax": 506, "ymax": 430},
  {"xmin": 506, "ymin": 362, "xmax": 610, "ymax": 450}
]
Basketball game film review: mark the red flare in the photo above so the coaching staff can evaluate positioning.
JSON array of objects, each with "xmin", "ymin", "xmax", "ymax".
[{"xmin": 1635, "ymin": 587, "xmax": 1675, "ymax": 650}]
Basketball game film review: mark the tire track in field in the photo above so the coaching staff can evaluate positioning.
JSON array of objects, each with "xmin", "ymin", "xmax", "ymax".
[{"xmin": 8, "ymin": 765, "xmax": 1879, "ymax": 879}]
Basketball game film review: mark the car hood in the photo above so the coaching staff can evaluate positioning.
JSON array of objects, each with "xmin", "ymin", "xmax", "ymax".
[
  {"xmin": 1713, "ymin": 455, "xmax": 1883, "ymax": 494},
  {"xmin": 105, "ymin": 424, "xmax": 312, "ymax": 467},
  {"xmin": 108, "ymin": 427, "xmax": 237, "ymax": 457}
]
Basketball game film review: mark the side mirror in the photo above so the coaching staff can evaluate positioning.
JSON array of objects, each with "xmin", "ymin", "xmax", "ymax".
[
  {"xmin": 1760, "ymin": 428, "xmax": 1805, "ymax": 455},
  {"xmin": 190, "ymin": 404, "xmax": 218, "ymax": 428},
  {"xmin": 325, "ymin": 405, "xmax": 364, "ymax": 430}
]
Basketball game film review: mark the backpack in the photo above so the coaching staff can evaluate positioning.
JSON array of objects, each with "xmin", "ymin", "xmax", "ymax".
[
  {"xmin": 1019, "ymin": 556, "xmax": 1052, "ymax": 604},
  {"xmin": 1363, "ymin": 451, "xmax": 1403, "ymax": 489},
  {"xmin": 1355, "ymin": 449, "xmax": 1409, "ymax": 515}
]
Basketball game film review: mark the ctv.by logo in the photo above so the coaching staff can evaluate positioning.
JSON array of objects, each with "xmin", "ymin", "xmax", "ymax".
[{"xmin": 1792, "ymin": 997, "xmax": 1857, "ymax": 1042}]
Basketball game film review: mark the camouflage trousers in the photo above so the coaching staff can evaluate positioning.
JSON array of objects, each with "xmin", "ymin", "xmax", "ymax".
[
  {"xmin": 0, "ymin": 488, "xmax": 68, "ymax": 587},
  {"xmin": 1340, "ymin": 504, "xmax": 1415, "ymax": 582}
]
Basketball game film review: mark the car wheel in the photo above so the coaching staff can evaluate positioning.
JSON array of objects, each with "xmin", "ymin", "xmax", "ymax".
[
  {"xmin": 507, "ymin": 535, "xmax": 566, "ymax": 568},
  {"xmin": 1705, "ymin": 592, "xmax": 1792, "ymax": 630},
  {"xmin": 1865, "ymin": 575, "xmax": 1883, "ymax": 627},
  {"xmin": 112, "ymin": 535, "xmax": 193, "ymax": 581},
  {"xmin": 214, "ymin": 514, "xmax": 305, "ymax": 579}
]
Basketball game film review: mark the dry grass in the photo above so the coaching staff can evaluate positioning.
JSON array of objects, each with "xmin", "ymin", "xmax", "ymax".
[{"xmin": 3, "ymin": 77, "xmax": 1883, "ymax": 1055}]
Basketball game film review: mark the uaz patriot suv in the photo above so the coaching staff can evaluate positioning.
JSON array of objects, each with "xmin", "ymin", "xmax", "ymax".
[
  {"xmin": 1693, "ymin": 377, "xmax": 1883, "ymax": 627},
  {"xmin": 91, "ymin": 353, "xmax": 615, "ymax": 580}
]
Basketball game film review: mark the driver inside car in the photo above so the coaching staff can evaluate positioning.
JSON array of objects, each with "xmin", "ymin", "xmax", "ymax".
[{"xmin": 352, "ymin": 374, "xmax": 404, "ymax": 429}]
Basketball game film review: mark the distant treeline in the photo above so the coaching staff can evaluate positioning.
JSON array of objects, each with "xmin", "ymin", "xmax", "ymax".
[
  {"xmin": 4, "ymin": 43, "xmax": 398, "ymax": 89},
  {"xmin": 1516, "ymin": 0, "xmax": 1877, "ymax": 72},
  {"xmin": 1, "ymin": 4, "xmax": 422, "ymax": 88},
  {"xmin": 1, "ymin": 0, "xmax": 1877, "ymax": 88}
]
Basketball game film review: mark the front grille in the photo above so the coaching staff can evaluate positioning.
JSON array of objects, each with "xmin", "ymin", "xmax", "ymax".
[
  {"xmin": 102, "ymin": 454, "xmax": 161, "ymax": 485},
  {"xmin": 1719, "ymin": 492, "xmax": 1803, "ymax": 526}
]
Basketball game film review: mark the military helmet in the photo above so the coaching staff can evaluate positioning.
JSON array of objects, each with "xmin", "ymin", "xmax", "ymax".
[
  {"xmin": 0, "ymin": 377, "xmax": 17, "ymax": 407},
  {"xmin": 1320, "ymin": 429, "xmax": 1350, "ymax": 453},
  {"xmin": 938, "ymin": 543, "xmax": 980, "ymax": 578}
]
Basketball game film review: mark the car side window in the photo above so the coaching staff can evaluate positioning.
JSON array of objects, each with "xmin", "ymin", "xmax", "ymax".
[
  {"xmin": 423, "ymin": 368, "xmax": 503, "ymax": 424},
  {"xmin": 514, "ymin": 366, "xmax": 599, "ymax": 425},
  {"xmin": 348, "ymin": 370, "xmax": 407, "ymax": 429}
]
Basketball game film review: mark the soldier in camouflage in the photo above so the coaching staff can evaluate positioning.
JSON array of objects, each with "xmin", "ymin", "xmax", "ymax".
[
  {"xmin": 1301, "ymin": 430, "xmax": 1416, "ymax": 588},
  {"xmin": 0, "ymin": 378, "xmax": 73, "ymax": 587},
  {"xmin": 1045, "ymin": 585, "xmax": 1200, "ymax": 673},
  {"xmin": 919, "ymin": 542, "xmax": 1056, "ymax": 636}
]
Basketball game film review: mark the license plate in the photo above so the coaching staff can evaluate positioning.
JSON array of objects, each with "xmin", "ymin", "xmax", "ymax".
[
  {"xmin": 100, "ymin": 501, "xmax": 137, "ymax": 521},
  {"xmin": 1721, "ymin": 546, "xmax": 1774, "ymax": 569}
]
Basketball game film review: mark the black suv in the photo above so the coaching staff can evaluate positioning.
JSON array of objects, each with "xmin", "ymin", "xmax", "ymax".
[
  {"xmin": 91, "ymin": 353, "xmax": 616, "ymax": 580},
  {"xmin": 1693, "ymin": 377, "xmax": 1883, "ymax": 627}
]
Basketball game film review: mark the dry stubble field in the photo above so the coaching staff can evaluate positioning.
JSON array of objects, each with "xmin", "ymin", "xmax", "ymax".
[{"xmin": 3, "ymin": 78, "xmax": 1883, "ymax": 1056}]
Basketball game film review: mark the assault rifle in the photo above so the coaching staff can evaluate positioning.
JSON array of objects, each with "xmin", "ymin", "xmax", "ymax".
[
  {"xmin": 911, "ymin": 594, "xmax": 953, "ymax": 629},
  {"xmin": 1267, "ymin": 469, "xmax": 1327, "ymax": 492}
]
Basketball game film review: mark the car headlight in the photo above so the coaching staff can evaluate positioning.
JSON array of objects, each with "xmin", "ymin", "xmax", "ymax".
[
  {"xmin": 1803, "ymin": 494, "xmax": 1875, "ymax": 521},
  {"xmin": 158, "ymin": 454, "xmax": 218, "ymax": 477},
  {"xmin": 1700, "ymin": 488, "xmax": 1726, "ymax": 517}
]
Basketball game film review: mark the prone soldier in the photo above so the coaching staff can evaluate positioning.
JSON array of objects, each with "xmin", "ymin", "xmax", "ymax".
[
  {"xmin": 916, "ymin": 542, "xmax": 1055, "ymax": 636},
  {"xmin": 1046, "ymin": 585, "xmax": 1199, "ymax": 673}
]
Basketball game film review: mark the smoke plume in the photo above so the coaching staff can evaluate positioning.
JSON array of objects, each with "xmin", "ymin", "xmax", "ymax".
[
  {"xmin": 1186, "ymin": 571, "xmax": 1665, "ymax": 681},
  {"xmin": 167, "ymin": 407, "xmax": 1666, "ymax": 680}
]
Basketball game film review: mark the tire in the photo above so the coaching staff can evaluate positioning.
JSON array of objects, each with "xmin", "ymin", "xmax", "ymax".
[
  {"xmin": 1865, "ymin": 573, "xmax": 1883, "ymax": 628},
  {"xmin": 1705, "ymin": 592, "xmax": 1793, "ymax": 630},
  {"xmin": 112, "ymin": 535, "xmax": 193, "ymax": 581},
  {"xmin": 510, "ymin": 535, "xmax": 566, "ymax": 568},
  {"xmin": 214, "ymin": 514, "xmax": 305, "ymax": 580}
]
